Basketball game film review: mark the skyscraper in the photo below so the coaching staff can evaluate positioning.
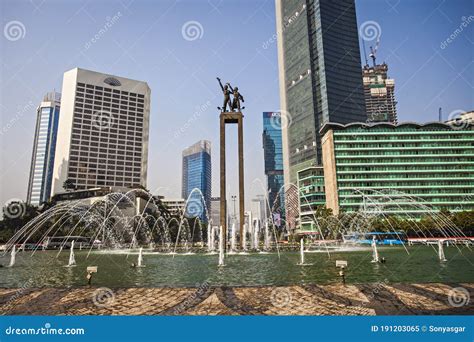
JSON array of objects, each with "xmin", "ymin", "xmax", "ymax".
[
  {"xmin": 181, "ymin": 140, "xmax": 212, "ymax": 221},
  {"xmin": 276, "ymin": 0, "xmax": 367, "ymax": 233},
  {"xmin": 51, "ymin": 68, "xmax": 151, "ymax": 194},
  {"xmin": 363, "ymin": 63, "xmax": 397, "ymax": 123},
  {"xmin": 276, "ymin": 0, "xmax": 367, "ymax": 184},
  {"xmin": 27, "ymin": 92, "xmax": 61, "ymax": 206},
  {"xmin": 262, "ymin": 112, "xmax": 285, "ymax": 226}
]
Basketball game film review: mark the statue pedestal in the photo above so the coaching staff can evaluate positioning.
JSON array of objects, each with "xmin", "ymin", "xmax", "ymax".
[{"xmin": 220, "ymin": 112, "xmax": 245, "ymax": 251}]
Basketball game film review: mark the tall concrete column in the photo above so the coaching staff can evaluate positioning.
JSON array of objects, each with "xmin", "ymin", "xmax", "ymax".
[
  {"xmin": 220, "ymin": 112, "xmax": 245, "ymax": 251},
  {"xmin": 237, "ymin": 116, "xmax": 245, "ymax": 248}
]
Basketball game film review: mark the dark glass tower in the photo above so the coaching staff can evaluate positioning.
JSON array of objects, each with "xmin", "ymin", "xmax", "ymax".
[
  {"xmin": 181, "ymin": 140, "xmax": 212, "ymax": 222},
  {"xmin": 277, "ymin": 0, "xmax": 367, "ymax": 183},
  {"xmin": 262, "ymin": 112, "xmax": 285, "ymax": 226}
]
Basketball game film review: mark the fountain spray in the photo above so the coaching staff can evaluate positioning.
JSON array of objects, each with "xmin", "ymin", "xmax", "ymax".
[
  {"xmin": 264, "ymin": 221, "xmax": 270, "ymax": 251},
  {"xmin": 438, "ymin": 240, "xmax": 447, "ymax": 262},
  {"xmin": 371, "ymin": 236, "xmax": 379, "ymax": 263},
  {"xmin": 230, "ymin": 222, "xmax": 236, "ymax": 252},
  {"xmin": 299, "ymin": 238, "xmax": 305, "ymax": 265},
  {"xmin": 218, "ymin": 226, "xmax": 225, "ymax": 266},
  {"xmin": 8, "ymin": 245, "xmax": 16, "ymax": 267},
  {"xmin": 207, "ymin": 223, "xmax": 212, "ymax": 252},
  {"xmin": 242, "ymin": 223, "xmax": 247, "ymax": 251},
  {"xmin": 68, "ymin": 240, "xmax": 76, "ymax": 267},
  {"xmin": 138, "ymin": 247, "xmax": 144, "ymax": 267}
]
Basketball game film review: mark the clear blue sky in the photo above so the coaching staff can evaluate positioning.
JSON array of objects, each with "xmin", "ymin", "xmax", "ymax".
[{"xmin": 1, "ymin": 0, "xmax": 472, "ymax": 210}]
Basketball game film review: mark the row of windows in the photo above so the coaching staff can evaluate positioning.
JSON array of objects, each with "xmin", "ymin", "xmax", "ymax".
[
  {"xmin": 72, "ymin": 119, "xmax": 143, "ymax": 131},
  {"xmin": 74, "ymin": 108, "xmax": 144, "ymax": 121},
  {"xmin": 77, "ymin": 83, "xmax": 145, "ymax": 98},
  {"xmin": 74, "ymin": 105, "xmax": 144, "ymax": 117},
  {"xmin": 75, "ymin": 99, "xmax": 144, "ymax": 111},
  {"xmin": 67, "ymin": 179, "xmax": 142, "ymax": 188}
]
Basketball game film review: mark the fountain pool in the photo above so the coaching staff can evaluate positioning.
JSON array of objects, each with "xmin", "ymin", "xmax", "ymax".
[{"xmin": 1, "ymin": 245, "xmax": 472, "ymax": 288}]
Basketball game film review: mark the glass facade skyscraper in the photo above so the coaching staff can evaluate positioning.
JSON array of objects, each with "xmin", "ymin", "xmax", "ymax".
[
  {"xmin": 262, "ymin": 112, "xmax": 285, "ymax": 225},
  {"xmin": 276, "ymin": 0, "xmax": 367, "ymax": 232},
  {"xmin": 276, "ymin": 0, "xmax": 367, "ymax": 183},
  {"xmin": 27, "ymin": 92, "xmax": 61, "ymax": 206},
  {"xmin": 182, "ymin": 140, "xmax": 212, "ymax": 222}
]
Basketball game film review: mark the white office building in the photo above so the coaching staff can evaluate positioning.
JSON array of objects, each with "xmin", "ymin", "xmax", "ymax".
[{"xmin": 51, "ymin": 68, "xmax": 151, "ymax": 194}]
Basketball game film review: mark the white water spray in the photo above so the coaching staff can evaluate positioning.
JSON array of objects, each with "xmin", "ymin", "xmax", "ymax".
[
  {"xmin": 8, "ymin": 245, "xmax": 16, "ymax": 267},
  {"xmin": 264, "ymin": 221, "xmax": 270, "ymax": 250},
  {"xmin": 299, "ymin": 238, "xmax": 305, "ymax": 265},
  {"xmin": 253, "ymin": 220, "xmax": 260, "ymax": 251},
  {"xmin": 371, "ymin": 236, "xmax": 379, "ymax": 263},
  {"xmin": 438, "ymin": 240, "xmax": 447, "ymax": 262},
  {"xmin": 230, "ymin": 222, "xmax": 236, "ymax": 252},
  {"xmin": 207, "ymin": 223, "xmax": 212, "ymax": 252},
  {"xmin": 218, "ymin": 226, "xmax": 225, "ymax": 266},
  {"xmin": 137, "ymin": 247, "xmax": 144, "ymax": 267},
  {"xmin": 67, "ymin": 240, "xmax": 76, "ymax": 267}
]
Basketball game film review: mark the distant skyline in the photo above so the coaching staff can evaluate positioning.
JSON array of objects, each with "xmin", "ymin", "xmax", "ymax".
[{"xmin": 1, "ymin": 0, "xmax": 472, "ymax": 211}]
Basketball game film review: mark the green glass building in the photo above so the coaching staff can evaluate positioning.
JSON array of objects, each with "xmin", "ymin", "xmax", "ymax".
[
  {"xmin": 297, "ymin": 166, "xmax": 325, "ymax": 233},
  {"xmin": 321, "ymin": 122, "xmax": 474, "ymax": 217}
]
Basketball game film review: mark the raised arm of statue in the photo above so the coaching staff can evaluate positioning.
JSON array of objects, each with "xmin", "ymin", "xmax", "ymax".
[
  {"xmin": 227, "ymin": 83, "xmax": 234, "ymax": 92},
  {"xmin": 217, "ymin": 77, "xmax": 224, "ymax": 92}
]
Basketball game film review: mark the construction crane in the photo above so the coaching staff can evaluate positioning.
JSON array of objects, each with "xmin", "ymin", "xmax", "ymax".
[
  {"xmin": 369, "ymin": 37, "xmax": 380, "ymax": 67},
  {"xmin": 362, "ymin": 39, "xmax": 369, "ymax": 67}
]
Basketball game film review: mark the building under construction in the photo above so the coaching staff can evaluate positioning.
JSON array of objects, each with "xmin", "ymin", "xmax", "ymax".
[{"xmin": 362, "ymin": 63, "xmax": 398, "ymax": 123}]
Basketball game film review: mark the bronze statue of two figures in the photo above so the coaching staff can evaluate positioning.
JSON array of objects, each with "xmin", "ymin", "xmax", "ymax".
[{"xmin": 217, "ymin": 77, "xmax": 245, "ymax": 112}]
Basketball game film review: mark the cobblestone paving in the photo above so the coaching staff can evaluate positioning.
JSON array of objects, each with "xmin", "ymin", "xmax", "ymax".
[{"xmin": 0, "ymin": 283, "xmax": 472, "ymax": 315}]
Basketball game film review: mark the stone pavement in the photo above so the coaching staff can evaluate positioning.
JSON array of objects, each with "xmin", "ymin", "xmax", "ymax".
[{"xmin": 0, "ymin": 283, "xmax": 472, "ymax": 315}]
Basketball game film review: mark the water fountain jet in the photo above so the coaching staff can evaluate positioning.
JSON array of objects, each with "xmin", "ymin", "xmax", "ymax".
[
  {"xmin": 438, "ymin": 240, "xmax": 447, "ymax": 262},
  {"xmin": 67, "ymin": 240, "xmax": 76, "ymax": 267}
]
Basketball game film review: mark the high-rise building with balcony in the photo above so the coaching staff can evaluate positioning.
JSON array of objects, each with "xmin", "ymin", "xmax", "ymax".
[
  {"xmin": 27, "ymin": 92, "xmax": 61, "ymax": 206},
  {"xmin": 363, "ymin": 63, "xmax": 397, "ymax": 123},
  {"xmin": 181, "ymin": 140, "xmax": 212, "ymax": 221},
  {"xmin": 321, "ymin": 122, "xmax": 474, "ymax": 217},
  {"xmin": 51, "ymin": 68, "xmax": 151, "ymax": 194}
]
